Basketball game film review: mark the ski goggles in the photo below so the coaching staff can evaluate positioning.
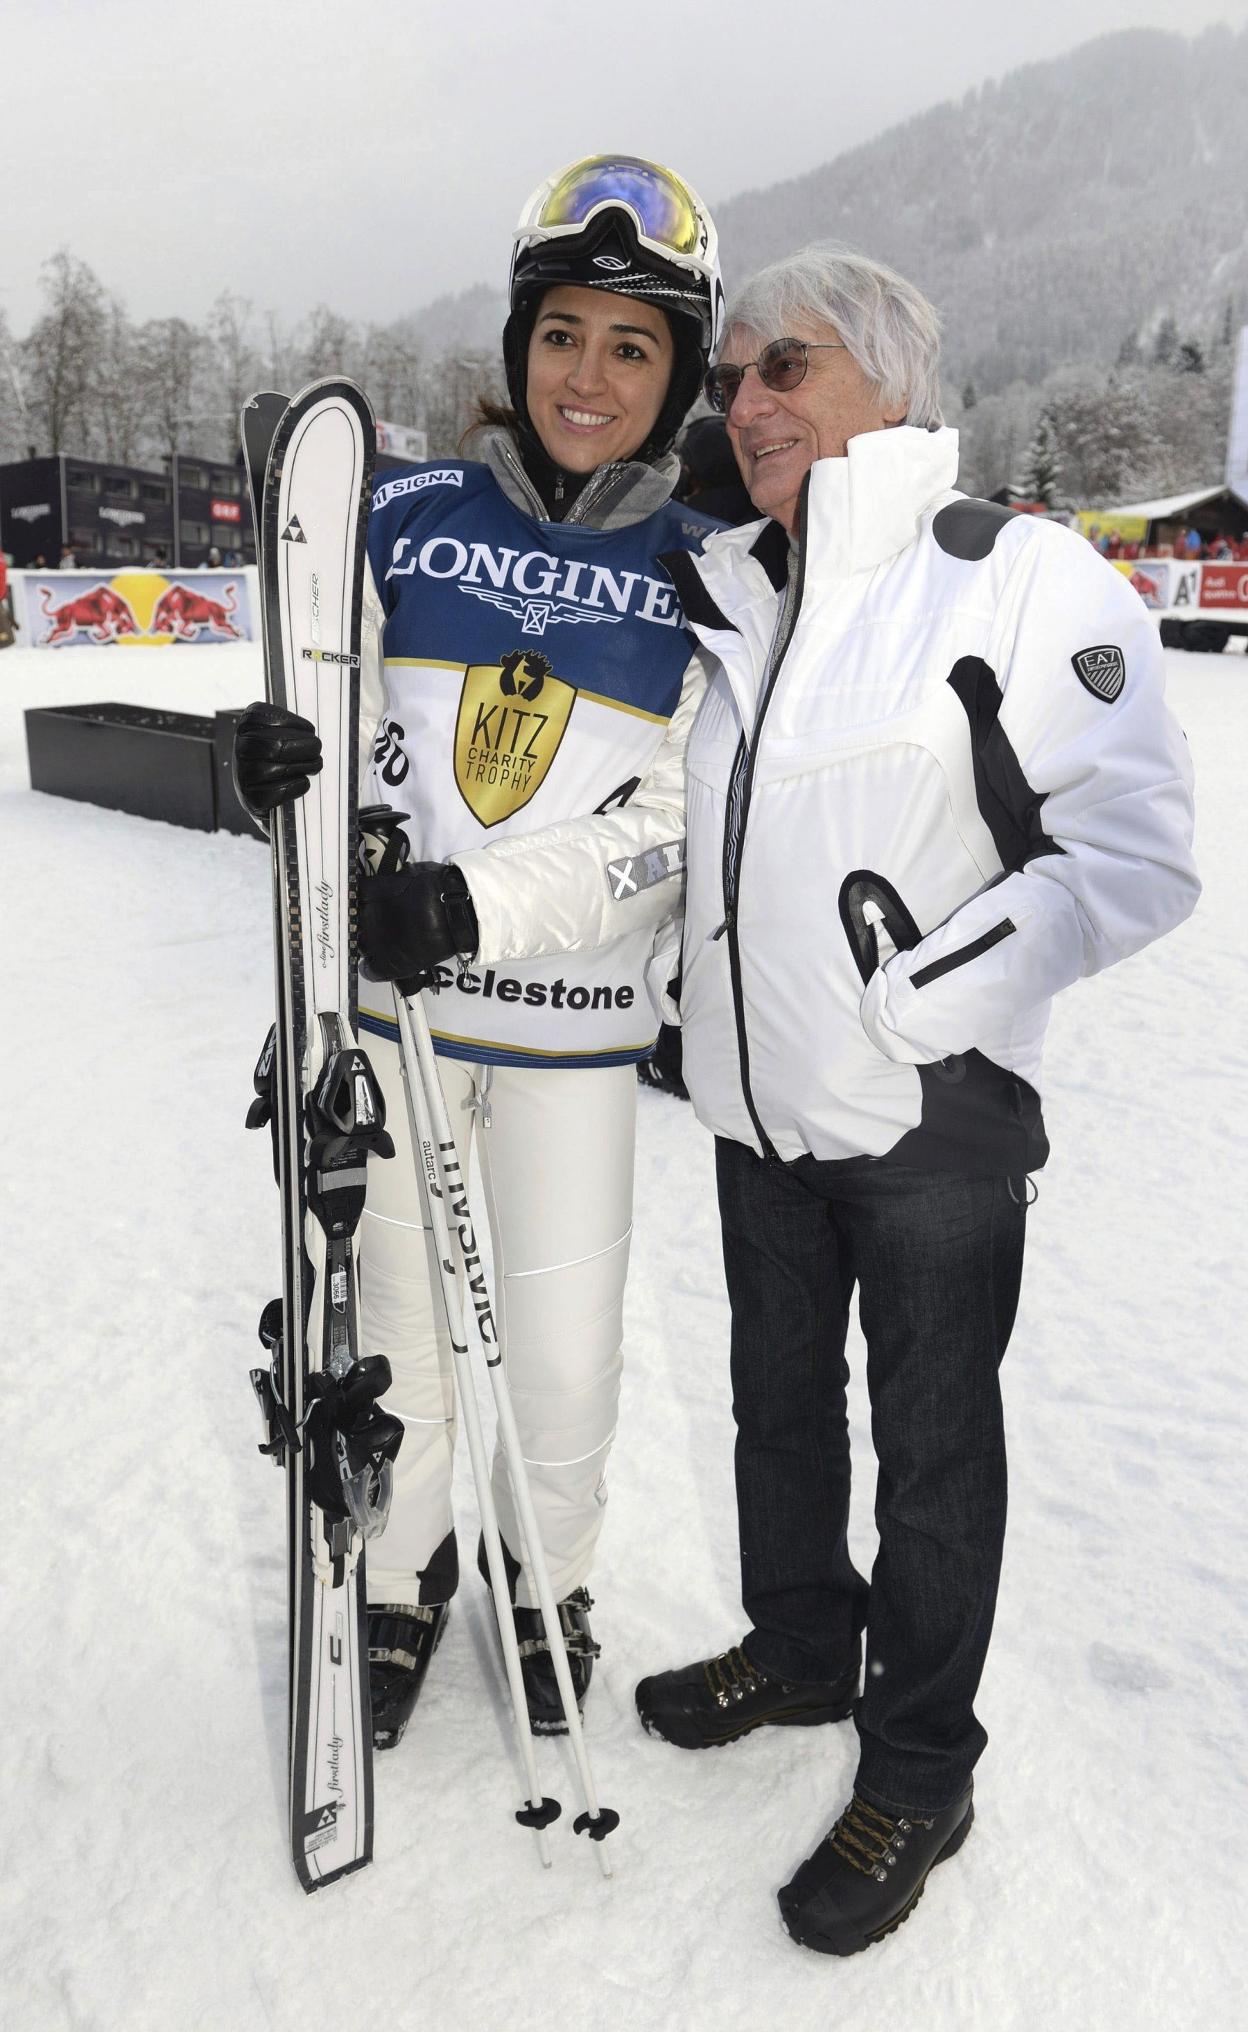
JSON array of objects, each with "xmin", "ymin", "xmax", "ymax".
[
  {"xmin": 514, "ymin": 155, "xmax": 718, "ymax": 282},
  {"xmin": 704, "ymin": 337, "xmax": 848, "ymax": 415}
]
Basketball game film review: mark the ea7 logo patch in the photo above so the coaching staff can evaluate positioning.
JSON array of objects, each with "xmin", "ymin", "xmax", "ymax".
[{"xmin": 1072, "ymin": 644, "xmax": 1125, "ymax": 703}]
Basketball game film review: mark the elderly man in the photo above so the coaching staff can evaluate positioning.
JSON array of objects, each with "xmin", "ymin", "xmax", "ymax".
[{"xmin": 357, "ymin": 245, "xmax": 1199, "ymax": 1954}]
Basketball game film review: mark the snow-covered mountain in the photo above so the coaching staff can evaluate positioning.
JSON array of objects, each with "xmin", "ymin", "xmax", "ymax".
[{"xmin": 713, "ymin": 26, "xmax": 1248, "ymax": 392}]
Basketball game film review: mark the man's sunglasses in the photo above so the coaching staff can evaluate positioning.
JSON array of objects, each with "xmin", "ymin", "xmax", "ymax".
[{"xmin": 704, "ymin": 337, "xmax": 847, "ymax": 416}]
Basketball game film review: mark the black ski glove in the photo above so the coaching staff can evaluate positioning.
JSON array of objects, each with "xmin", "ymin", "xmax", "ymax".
[
  {"xmin": 233, "ymin": 702, "xmax": 323, "ymax": 825},
  {"xmin": 359, "ymin": 861, "xmax": 480, "ymax": 990}
]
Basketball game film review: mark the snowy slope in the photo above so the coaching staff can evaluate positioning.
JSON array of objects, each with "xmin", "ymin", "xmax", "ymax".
[{"xmin": 2, "ymin": 643, "xmax": 1243, "ymax": 2032}]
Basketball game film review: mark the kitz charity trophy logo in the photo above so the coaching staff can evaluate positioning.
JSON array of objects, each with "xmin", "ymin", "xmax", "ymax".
[{"xmin": 454, "ymin": 649, "xmax": 576, "ymax": 827}]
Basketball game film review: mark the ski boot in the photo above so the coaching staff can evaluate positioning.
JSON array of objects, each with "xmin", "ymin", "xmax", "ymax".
[
  {"xmin": 368, "ymin": 1603, "xmax": 449, "ymax": 1751},
  {"xmin": 513, "ymin": 1588, "xmax": 601, "ymax": 1734}
]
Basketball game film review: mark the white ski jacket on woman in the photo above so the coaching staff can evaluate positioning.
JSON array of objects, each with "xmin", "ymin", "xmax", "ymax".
[{"xmin": 455, "ymin": 425, "xmax": 1199, "ymax": 1170}]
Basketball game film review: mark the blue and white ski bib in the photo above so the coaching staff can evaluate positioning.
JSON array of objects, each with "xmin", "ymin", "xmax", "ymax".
[{"xmin": 361, "ymin": 460, "xmax": 713, "ymax": 1067}]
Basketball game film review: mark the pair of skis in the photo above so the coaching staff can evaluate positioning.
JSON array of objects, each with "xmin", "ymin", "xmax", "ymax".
[
  {"xmin": 242, "ymin": 381, "xmax": 402, "ymax": 1891},
  {"xmin": 240, "ymin": 379, "xmax": 618, "ymax": 1892}
]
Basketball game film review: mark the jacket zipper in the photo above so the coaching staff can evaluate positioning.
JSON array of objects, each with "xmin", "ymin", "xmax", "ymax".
[
  {"xmin": 719, "ymin": 490, "xmax": 809, "ymax": 1160},
  {"xmin": 495, "ymin": 444, "xmax": 632, "ymax": 527},
  {"xmin": 910, "ymin": 917, "xmax": 1016, "ymax": 989}
]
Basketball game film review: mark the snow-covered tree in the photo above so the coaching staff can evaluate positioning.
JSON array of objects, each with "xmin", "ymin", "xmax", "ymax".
[
  {"xmin": 1020, "ymin": 412, "xmax": 1062, "ymax": 507},
  {"xmin": 1153, "ymin": 317, "xmax": 1179, "ymax": 369},
  {"xmin": 19, "ymin": 251, "xmax": 105, "ymax": 454}
]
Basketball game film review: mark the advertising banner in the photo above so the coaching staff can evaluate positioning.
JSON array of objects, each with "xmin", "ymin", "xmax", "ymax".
[
  {"xmin": 1123, "ymin": 558, "xmax": 1172, "ymax": 608},
  {"xmin": 14, "ymin": 568, "xmax": 255, "ymax": 648},
  {"xmin": 377, "ymin": 419, "xmax": 429, "ymax": 462},
  {"xmin": 1194, "ymin": 563, "xmax": 1248, "ymax": 611},
  {"xmin": 1076, "ymin": 509, "xmax": 1151, "ymax": 544}
]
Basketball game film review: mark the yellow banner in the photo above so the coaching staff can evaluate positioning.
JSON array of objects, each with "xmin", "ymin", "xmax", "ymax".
[{"xmin": 1075, "ymin": 510, "xmax": 1150, "ymax": 543}]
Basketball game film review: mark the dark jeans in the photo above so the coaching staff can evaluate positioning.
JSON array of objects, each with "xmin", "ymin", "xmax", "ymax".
[{"xmin": 715, "ymin": 1138, "xmax": 1027, "ymax": 1814}]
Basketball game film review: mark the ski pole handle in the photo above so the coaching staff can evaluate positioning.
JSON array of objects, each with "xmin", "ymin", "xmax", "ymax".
[{"xmin": 359, "ymin": 803, "xmax": 411, "ymax": 879}]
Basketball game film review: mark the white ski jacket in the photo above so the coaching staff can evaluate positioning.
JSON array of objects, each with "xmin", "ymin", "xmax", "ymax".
[{"xmin": 461, "ymin": 424, "xmax": 1199, "ymax": 1170}]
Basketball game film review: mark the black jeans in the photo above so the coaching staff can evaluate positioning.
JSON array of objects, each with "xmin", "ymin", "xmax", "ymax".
[{"xmin": 715, "ymin": 1138, "xmax": 1027, "ymax": 1814}]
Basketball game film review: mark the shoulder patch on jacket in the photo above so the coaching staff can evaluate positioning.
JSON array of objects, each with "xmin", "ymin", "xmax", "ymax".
[
  {"xmin": 932, "ymin": 499, "xmax": 1019, "ymax": 561},
  {"xmin": 607, "ymin": 841, "xmax": 685, "ymax": 900},
  {"xmin": 1072, "ymin": 644, "xmax": 1126, "ymax": 703}
]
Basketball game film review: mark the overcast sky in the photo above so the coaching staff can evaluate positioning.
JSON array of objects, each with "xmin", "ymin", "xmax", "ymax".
[{"xmin": 5, "ymin": 0, "xmax": 1243, "ymax": 338}]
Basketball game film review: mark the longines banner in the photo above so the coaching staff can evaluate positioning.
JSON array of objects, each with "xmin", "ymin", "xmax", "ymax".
[{"xmin": 11, "ymin": 568, "xmax": 256, "ymax": 648}]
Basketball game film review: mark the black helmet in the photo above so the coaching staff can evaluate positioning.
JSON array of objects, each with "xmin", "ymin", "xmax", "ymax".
[{"xmin": 504, "ymin": 154, "xmax": 724, "ymax": 463}]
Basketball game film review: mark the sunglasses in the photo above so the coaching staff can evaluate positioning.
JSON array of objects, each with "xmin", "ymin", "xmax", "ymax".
[{"xmin": 704, "ymin": 337, "xmax": 847, "ymax": 416}]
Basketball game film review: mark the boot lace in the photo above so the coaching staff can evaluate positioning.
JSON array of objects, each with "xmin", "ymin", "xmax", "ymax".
[
  {"xmin": 828, "ymin": 1795, "xmax": 925, "ymax": 1882},
  {"xmin": 703, "ymin": 1645, "xmax": 768, "ymax": 1709}
]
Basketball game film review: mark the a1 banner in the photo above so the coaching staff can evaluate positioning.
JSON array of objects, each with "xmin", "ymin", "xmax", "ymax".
[{"xmin": 18, "ymin": 568, "xmax": 254, "ymax": 648}]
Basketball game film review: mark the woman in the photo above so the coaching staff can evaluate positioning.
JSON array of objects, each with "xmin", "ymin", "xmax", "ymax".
[{"xmin": 236, "ymin": 155, "xmax": 722, "ymax": 1746}]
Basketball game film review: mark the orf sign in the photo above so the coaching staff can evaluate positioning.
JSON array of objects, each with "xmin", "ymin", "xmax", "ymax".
[{"xmin": 210, "ymin": 499, "xmax": 242, "ymax": 523}]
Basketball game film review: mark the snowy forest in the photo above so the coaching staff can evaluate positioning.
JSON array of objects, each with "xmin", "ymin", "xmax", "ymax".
[{"xmin": 1, "ymin": 23, "xmax": 1244, "ymax": 509}]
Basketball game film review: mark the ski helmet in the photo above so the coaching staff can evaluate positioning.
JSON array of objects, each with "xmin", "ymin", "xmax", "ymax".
[{"xmin": 505, "ymin": 154, "xmax": 724, "ymax": 462}]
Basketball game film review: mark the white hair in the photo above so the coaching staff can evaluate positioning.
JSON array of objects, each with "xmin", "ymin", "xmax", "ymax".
[{"xmin": 724, "ymin": 243, "xmax": 944, "ymax": 429}]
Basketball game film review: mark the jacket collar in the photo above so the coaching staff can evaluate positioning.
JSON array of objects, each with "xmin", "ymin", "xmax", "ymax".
[
  {"xmin": 689, "ymin": 424, "xmax": 961, "ymax": 619},
  {"xmin": 805, "ymin": 424, "xmax": 960, "ymax": 578},
  {"xmin": 473, "ymin": 424, "xmax": 682, "ymax": 532}
]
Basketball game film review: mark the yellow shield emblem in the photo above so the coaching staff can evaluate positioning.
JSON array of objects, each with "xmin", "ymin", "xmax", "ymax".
[{"xmin": 454, "ymin": 651, "xmax": 576, "ymax": 828}]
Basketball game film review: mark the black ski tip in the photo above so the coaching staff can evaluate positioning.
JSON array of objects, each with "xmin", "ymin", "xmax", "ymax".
[
  {"xmin": 573, "ymin": 1807, "xmax": 620, "ymax": 1842},
  {"xmin": 296, "ymin": 1849, "xmax": 371, "ymax": 1895},
  {"xmin": 516, "ymin": 1796, "xmax": 562, "ymax": 1831}
]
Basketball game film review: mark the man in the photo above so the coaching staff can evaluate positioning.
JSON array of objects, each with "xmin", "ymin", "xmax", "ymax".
[{"xmin": 344, "ymin": 245, "xmax": 1199, "ymax": 1955}]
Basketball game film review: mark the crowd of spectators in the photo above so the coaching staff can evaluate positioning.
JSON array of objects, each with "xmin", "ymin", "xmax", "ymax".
[{"xmin": 1084, "ymin": 524, "xmax": 1248, "ymax": 561}]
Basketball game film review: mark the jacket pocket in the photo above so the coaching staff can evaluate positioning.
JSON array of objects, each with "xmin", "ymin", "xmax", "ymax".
[
  {"xmin": 910, "ymin": 917, "xmax": 1016, "ymax": 990},
  {"xmin": 838, "ymin": 871, "xmax": 923, "ymax": 985}
]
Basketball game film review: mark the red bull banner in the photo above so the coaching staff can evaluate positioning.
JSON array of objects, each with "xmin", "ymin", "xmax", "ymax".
[{"xmin": 15, "ymin": 569, "xmax": 255, "ymax": 648}]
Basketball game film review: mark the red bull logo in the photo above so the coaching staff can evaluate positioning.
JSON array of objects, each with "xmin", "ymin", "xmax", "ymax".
[
  {"xmin": 26, "ymin": 568, "xmax": 254, "ymax": 647},
  {"xmin": 151, "ymin": 581, "xmax": 244, "ymax": 641},
  {"xmin": 38, "ymin": 584, "xmax": 138, "ymax": 645}
]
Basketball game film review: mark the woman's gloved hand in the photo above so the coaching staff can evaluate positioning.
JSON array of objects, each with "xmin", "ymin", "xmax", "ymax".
[
  {"xmin": 233, "ymin": 702, "xmax": 323, "ymax": 825},
  {"xmin": 359, "ymin": 862, "xmax": 479, "ymax": 991}
]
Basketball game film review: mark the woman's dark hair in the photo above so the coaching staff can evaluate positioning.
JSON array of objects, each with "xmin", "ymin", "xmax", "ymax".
[{"xmin": 459, "ymin": 397, "xmax": 519, "ymax": 454}]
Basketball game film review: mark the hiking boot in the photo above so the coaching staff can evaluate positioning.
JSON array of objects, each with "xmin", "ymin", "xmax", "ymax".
[
  {"xmin": 779, "ymin": 1785, "xmax": 974, "ymax": 1955},
  {"xmin": 635, "ymin": 1640, "xmax": 860, "ymax": 1749},
  {"xmin": 368, "ymin": 1602, "xmax": 449, "ymax": 1751}
]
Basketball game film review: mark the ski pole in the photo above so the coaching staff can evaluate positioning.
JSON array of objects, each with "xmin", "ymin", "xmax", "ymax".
[
  {"xmin": 359, "ymin": 804, "xmax": 617, "ymax": 1874},
  {"xmin": 389, "ymin": 985, "xmax": 561, "ymax": 1870},
  {"xmin": 394, "ymin": 983, "xmax": 619, "ymax": 1878},
  {"xmin": 358, "ymin": 810, "xmax": 559, "ymax": 1867}
]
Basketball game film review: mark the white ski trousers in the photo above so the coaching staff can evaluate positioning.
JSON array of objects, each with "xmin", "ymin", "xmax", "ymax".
[{"xmin": 361, "ymin": 1009, "xmax": 635, "ymax": 1612}]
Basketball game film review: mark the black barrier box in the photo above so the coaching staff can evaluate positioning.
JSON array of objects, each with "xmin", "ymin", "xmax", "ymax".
[{"xmin": 26, "ymin": 702, "xmax": 221, "ymax": 832}]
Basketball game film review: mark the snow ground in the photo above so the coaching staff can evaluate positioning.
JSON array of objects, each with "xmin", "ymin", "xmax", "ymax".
[{"xmin": 2, "ymin": 641, "xmax": 1244, "ymax": 2032}]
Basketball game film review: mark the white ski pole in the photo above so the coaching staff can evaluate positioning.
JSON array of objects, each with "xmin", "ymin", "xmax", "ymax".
[
  {"xmin": 359, "ymin": 804, "xmax": 617, "ymax": 1876},
  {"xmin": 391, "ymin": 986, "xmax": 561, "ymax": 1868},
  {"xmin": 395, "ymin": 982, "xmax": 618, "ymax": 1877}
]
